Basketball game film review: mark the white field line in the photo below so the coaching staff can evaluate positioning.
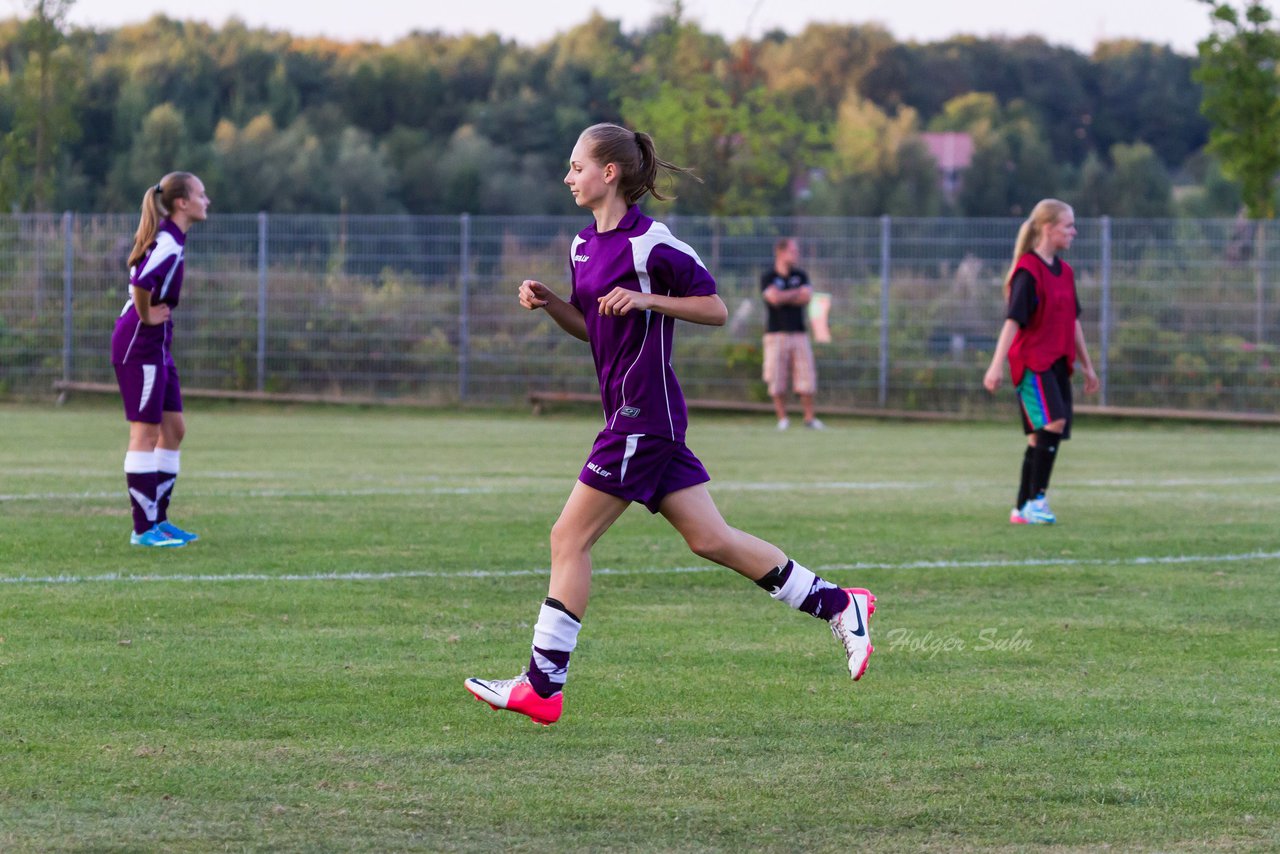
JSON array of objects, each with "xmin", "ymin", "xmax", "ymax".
[
  {"xmin": 3, "ymin": 550, "xmax": 1278, "ymax": 586},
  {"xmin": 7, "ymin": 474, "xmax": 1280, "ymax": 504}
]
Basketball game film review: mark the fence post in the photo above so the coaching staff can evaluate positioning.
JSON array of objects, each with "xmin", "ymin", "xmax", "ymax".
[
  {"xmin": 61, "ymin": 211, "xmax": 74, "ymax": 395},
  {"xmin": 257, "ymin": 212, "xmax": 268, "ymax": 392},
  {"xmin": 1099, "ymin": 216, "xmax": 1111, "ymax": 407},
  {"xmin": 878, "ymin": 215, "xmax": 891, "ymax": 408},
  {"xmin": 1255, "ymin": 220, "xmax": 1267, "ymax": 347},
  {"xmin": 458, "ymin": 213, "xmax": 472, "ymax": 402}
]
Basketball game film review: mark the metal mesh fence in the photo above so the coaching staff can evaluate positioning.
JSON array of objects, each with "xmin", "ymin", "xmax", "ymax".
[{"xmin": 2, "ymin": 212, "xmax": 1278, "ymax": 415}]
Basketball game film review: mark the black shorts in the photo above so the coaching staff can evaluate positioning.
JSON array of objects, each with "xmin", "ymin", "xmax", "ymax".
[{"xmin": 1016, "ymin": 359, "xmax": 1072, "ymax": 439}]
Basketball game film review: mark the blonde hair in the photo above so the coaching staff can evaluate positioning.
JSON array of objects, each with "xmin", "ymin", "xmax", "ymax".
[
  {"xmin": 578, "ymin": 123, "xmax": 699, "ymax": 205},
  {"xmin": 1003, "ymin": 198, "xmax": 1073, "ymax": 299},
  {"xmin": 127, "ymin": 172, "xmax": 196, "ymax": 270}
]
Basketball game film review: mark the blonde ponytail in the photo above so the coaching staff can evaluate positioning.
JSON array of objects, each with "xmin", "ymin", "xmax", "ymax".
[
  {"xmin": 1002, "ymin": 198, "xmax": 1072, "ymax": 300},
  {"xmin": 127, "ymin": 172, "xmax": 194, "ymax": 270}
]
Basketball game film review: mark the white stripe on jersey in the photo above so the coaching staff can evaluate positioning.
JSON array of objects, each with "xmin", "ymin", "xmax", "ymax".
[
  {"xmin": 609, "ymin": 311, "xmax": 652, "ymax": 434},
  {"xmin": 158, "ymin": 254, "xmax": 181, "ymax": 302},
  {"xmin": 628, "ymin": 221, "xmax": 708, "ymax": 282},
  {"xmin": 625, "ymin": 220, "xmax": 705, "ymax": 439},
  {"xmin": 120, "ymin": 322, "xmax": 144, "ymax": 364},
  {"xmin": 131, "ymin": 231, "xmax": 183, "ymax": 298},
  {"xmin": 568, "ymin": 234, "xmax": 586, "ymax": 304}
]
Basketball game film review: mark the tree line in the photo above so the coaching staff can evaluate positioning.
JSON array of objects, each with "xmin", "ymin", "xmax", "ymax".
[{"xmin": 0, "ymin": 1, "xmax": 1255, "ymax": 217}]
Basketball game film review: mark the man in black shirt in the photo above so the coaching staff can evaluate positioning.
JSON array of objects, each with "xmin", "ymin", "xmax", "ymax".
[{"xmin": 761, "ymin": 237, "xmax": 823, "ymax": 430}]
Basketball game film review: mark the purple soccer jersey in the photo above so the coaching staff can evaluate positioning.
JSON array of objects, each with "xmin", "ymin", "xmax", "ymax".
[
  {"xmin": 568, "ymin": 206, "xmax": 717, "ymax": 442},
  {"xmin": 111, "ymin": 219, "xmax": 187, "ymax": 367}
]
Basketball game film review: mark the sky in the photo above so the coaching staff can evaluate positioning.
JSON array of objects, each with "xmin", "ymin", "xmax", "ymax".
[{"xmin": 52, "ymin": 0, "xmax": 1215, "ymax": 55}]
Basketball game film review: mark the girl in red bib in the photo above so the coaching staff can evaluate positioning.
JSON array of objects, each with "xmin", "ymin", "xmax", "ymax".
[{"xmin": 983, "ymin": 199, "xmax": 1099, "ymax": 524}]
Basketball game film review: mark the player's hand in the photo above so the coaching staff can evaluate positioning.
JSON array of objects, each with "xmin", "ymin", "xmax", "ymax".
[
  {"xmin": 982, "ymin": 362, "xmax": 1003, "ymax": 393},
  {"xmin": 1081, "ymin": 366, "xmax": 1100, "ymax": 395},
  {"xmin": 144, "ymin": 304, "xmax": 171, "ymax": 326},
  {"xmin": 598, "ymin": 287, "xmax": 652, "ymax": 316},
  {"xmin": 519, "ymin": 280, "xmax": 553, "ymax": 310}
]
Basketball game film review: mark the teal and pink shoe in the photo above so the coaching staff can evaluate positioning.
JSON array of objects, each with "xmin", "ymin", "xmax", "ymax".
[
  {"xmin": 130, "ymin": 525, "xmax": 185, "ymax": 548},
  {"xmin": 157, "ymin": 520, "xmax": 199, "ymax": 542},
  {"xmin": 1014, "ymin": 496, "xmax": 1056, "ymax": 525}
]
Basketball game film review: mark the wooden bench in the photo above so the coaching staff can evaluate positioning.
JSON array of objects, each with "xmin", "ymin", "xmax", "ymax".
[
  {"xmin": 52, "ymin": 381, "xmax": 1280, "ymax": 425},
  {"xmin": 528, "ymin": 390, "xmax": 1280, "ymax": 425}
]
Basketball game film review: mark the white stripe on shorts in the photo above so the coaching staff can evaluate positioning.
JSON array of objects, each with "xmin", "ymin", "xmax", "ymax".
[
  {"xmin": 619, "ymin": 433, "xmax": 642, "ymax": 484},
  {"xmin": 139, "ymin": 364, "xmax": 157, "ymax": 413}
]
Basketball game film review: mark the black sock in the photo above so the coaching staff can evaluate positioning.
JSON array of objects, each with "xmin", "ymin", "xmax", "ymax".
[
  {"xmin": 1016, "ymin": 444, "xmax": 1035, "ymax": 508},
  {"xmin": 754, "ymin": 560, "xmax": 794, "ymax": 594},
  {"xmin": 1030, "ymin": 429, "xmax": 1061, "ymax": 498}
]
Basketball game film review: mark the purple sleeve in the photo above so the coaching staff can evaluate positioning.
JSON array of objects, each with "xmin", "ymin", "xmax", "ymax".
[
  {"xmin": 567, "ymin": 249, "xmax": 583, "ymax": 313},
  {"xmin": 649, "ymin": 244, "xmax": 717, "ymax": 298},
  {"xmin": 130, "ymin": 251, "xmax": 178, "ymax": 296}
]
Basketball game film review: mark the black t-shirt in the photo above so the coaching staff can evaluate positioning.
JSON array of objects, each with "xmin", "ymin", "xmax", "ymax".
[
  {"xmin": 1007, "ymin": 257, "xmax": 1081, "ymax": 328},
  {"xmin": 761, "ymin": 266, "xmax": 810, "ymax": 333}
]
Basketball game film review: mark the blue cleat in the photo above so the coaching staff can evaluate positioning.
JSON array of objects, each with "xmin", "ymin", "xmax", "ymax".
[
  {"xmin": 1019, "ymin": 496, "xmax": 1057, "ymax": 525},
  {"xmin": 131, "ymin": 525, "xmax": 186, "ymax": 548},
  {"xmin": 157, "ymin": 520, "xmax": 199, "ymax": 543}
]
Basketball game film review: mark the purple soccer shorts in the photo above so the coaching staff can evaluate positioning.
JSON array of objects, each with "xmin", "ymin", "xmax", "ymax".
[{"xmin": 578, "ymin": 430, "xmax": 710, "ymax": 513}]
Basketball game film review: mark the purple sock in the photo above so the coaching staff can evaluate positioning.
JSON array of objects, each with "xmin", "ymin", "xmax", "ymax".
[
  {"xmin": 757, "ymin": 559, "xmax": 848, "ymax": 621},
  {"xmin": 155, "ymin": 449, "xmax": 180, "ymax": 524},
  {"xmin": 527, "ymin": 647, "xmax": 571, "ymax": 698},
  {"xmin": 126, "ymin": 471, "xmax": 158, "ymax": 535},
  {"xmin": 155, "ymin": 472, "xmax": 176, "ymax": 524},
  {"xmin": 526, "ymin": 599, "xmax": 581, "ymax": 698}
]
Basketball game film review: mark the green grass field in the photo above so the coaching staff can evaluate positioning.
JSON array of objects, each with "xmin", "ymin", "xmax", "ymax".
[{"xmin": 1, "ymin": 400, "xmax": 1277, "ymax": 852}]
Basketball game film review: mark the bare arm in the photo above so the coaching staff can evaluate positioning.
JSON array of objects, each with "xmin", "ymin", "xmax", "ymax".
[
  {"xmin": 763, "ymin": 285, "xmax": 812, "ymax": 307},
  {"xmin": 597, "ymin": 289, "xmax": 727, "ymax": 326},
  {"xmin": 130, "ymin": 286, "xmax": 170, "ymax": 326},
  {"xmin": 1074, "ymin": 319, "xmax": 1100, "ymax": 394},
  {"xmin": 983, "ymin": 318, "xmax": 1020, "ymax": 393},
  {"xmin": 518, "ymin": 279, "xmax": 588, "ymax": 342}
]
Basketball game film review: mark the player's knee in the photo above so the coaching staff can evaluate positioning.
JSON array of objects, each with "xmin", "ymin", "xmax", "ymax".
[
  {"xmin": 685, "ymin": 527, "xmax": 731, "ymax": 562},
  {"xmin": 549, "ymin": 518, "xmax": 591, "ymax": 558}
]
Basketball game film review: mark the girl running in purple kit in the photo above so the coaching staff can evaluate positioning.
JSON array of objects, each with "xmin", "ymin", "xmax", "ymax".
[
  {"xmin": 111, "ymin": 172, "xmax": 210, "ymax": 548},
  {"xmin": 464, "ymin": 124, "xmax": 876, "ymax": 725},
  {"xmin": 983, "ymin": 199, "xmax": 1099, "ymax": 525}
]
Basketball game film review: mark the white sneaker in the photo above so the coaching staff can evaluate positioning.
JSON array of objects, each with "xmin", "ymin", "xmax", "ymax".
[
  {"xmin": 776, "ymin": 417, "xmax": 790, "ymax": 431},
  {"xmin": 804, "ymin": 418, "xmax": 825, "ymax": 430},
  {"xmin": 830, "ymin": 588, "xmax": 876, "ymax": 680},
  {"xmin": 464, "ymin": 672, "xmax": 562, "ymax": 726}
]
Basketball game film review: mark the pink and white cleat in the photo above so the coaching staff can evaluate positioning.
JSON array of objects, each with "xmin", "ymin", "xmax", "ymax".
[
  {"xmin": 464, "ymin": 672, "xmax": 562, "ymax": 726},
  {"xmin": 831, "ymin": 588, "xmax": 876, "ymax": 681}
]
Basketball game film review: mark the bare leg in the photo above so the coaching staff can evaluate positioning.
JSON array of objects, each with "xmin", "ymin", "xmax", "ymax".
[
  {"xmin": 771, "ymin": 394, "xmax": 788, "ymax": 422},
  {"xmin": 1027, "ymin": 417, "xmax": 1067, "ymax": 447},
  {"xmin": 158, "ymin": 410, "xmax": 186, "ymax": 451},
  {"xmin": 546, "ymin": 481, "xmax": 630, "ymax": 618},
  {"xmin": 799, "ymin": 393, "xmax": 816, "ymax": 423},
  {"xmin": 658, "ymin": 483, "xmax": 786, "ymax": 582},
  {"xmin": 127, "ymin": 421, "xmax": 161, "ymax": 453}
]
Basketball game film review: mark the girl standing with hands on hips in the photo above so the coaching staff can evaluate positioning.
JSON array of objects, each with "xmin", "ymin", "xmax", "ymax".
[
  {"xmin": 111, "ymin": 172, "xmax": 209, "ymax": 547},
  {"xmin": 464, "ymin": 124, "xmax": 876, "ymax": 726},
  {"xmin": 983, "ymin": 199, "xmax": 1099, "ymax": 525}
]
